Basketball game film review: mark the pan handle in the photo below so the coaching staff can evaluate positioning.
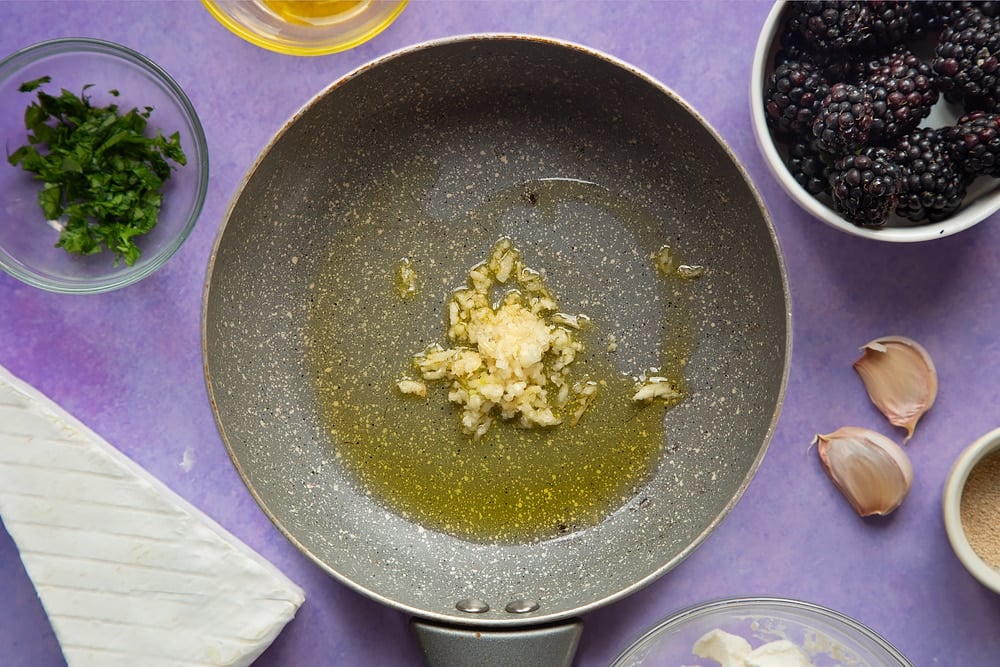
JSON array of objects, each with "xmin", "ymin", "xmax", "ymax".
[{"xmin": 411, "ymin": 617, "xmax": 583, "ymax": 667}]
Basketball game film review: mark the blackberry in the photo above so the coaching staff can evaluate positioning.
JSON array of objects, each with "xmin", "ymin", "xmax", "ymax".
[
  {"xmin": 895, "ymin": 127, "xmax": 969, "ymax": 222},
  {"xmin": 933, "ymin": 8, "xmax": 1000, "ymax": 111},
  {"xmin": 927, "ymin": 2, "xmax": 1000, "ymax": 23},
  {"xmin": 907, "ymin": 2, "xmax": 953, "ymax": 39},
  {"xmin": 786, "ymin": 139, "xmax": 832, "ymax": 195},
  {"xmin": 857, "ymin": 45, "xmax": 918, "ymax": 79},
  {"xmin": 787, "ymin": 1, "xmax": 874, "ymax": 53},
  {"xmin": 812, "ymin": 83, "xmax": 874, "ymax": 154},
  {"xmin": 862, "ymin": 51, "xmax": 938, "ymax": 144},
  {"xmin": 869, "ymin": 1, "xmax": 913, "ymax": 45},
  {"xmin": 975, "ymin": 2, "xmax": 1000, "ymax": 19},
  {"xmin": 829, "ymin": 147, "xmax": 903, "ymax": 227},
  {"xmin": 775, "ymin": 28, "xmax": 859, "ymax": 84},
  {"xmin": 905, "ymin": 1, "xmax": 1000, "ymax": 38},
  {"xmin": 909, "ymin": 0, "xmax": 1000, "ymax": 40},
  {"xmin": 947, "ymin": 111, "xmax": 1000, "ymax": 176},
  {"xmin": 765, "ymin": 60, "xmax": 831, "ymax": 139}
]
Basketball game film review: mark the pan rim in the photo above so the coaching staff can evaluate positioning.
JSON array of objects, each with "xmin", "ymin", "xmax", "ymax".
[{"xmin": 200, "ymin": 32, "xmax": 793, "ymax": 628}]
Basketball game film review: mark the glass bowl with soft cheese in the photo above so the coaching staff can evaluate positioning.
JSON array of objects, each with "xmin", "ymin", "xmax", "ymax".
[{"xmin": 611, "ymin": 597, "xmax": 912, "ymax": 667}]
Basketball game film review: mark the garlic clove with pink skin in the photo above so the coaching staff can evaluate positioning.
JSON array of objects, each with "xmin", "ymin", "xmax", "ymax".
[
  {"xmin": 853, "ymin": 336, "xmax": 937, "ymax": 442},
  {"xmin": 815, "ymin": 426, "xmax": 913, "ymax": 517}
]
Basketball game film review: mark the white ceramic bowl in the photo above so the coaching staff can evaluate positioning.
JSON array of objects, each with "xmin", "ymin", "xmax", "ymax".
[
  {"xmin": 750, "ymin": 1, "xmax": 1000, "ymax": 242},
  {"xmin": 943, "ymin": 427, "xmax": 1000, "ymax": 594},
  {"xmin": 611, "ymin": 597, "xmax": 911, "ymax": 666}
]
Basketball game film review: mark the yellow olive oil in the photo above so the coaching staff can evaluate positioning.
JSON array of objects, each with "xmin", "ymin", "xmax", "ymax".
[
  {"xmin": 305, "ymin": 177, "xmax": 696, "ymax": 543},
  {"xmin": 261, "ymin": 0, "xmax": 368, "ymax": 26}
]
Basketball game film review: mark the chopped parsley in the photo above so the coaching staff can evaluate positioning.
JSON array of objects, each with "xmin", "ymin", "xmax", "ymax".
[{"xmin": 7, "ymin": 76, "xmax": 187, "ymax": 266}]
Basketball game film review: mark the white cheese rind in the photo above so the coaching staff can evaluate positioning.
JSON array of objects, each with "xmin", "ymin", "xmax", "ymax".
[{"xmin": 0, "ymin": 365, "xmax": 305, "ymax": 667}]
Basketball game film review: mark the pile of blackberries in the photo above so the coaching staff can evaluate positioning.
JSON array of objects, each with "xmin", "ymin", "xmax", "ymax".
[{"xmin": 765, "ymin": 1, "xmax": 1000, "ymax": 227}]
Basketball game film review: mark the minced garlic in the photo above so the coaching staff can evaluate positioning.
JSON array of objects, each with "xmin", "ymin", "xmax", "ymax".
[
  {"xmin": 652, "ymin": 244, "xmax": 676, "ymax": 276},
  {"xmin": 396, "ymin": 378, "xmax": 427, "ymax": 397},
  {"xmin": 632, "ymin": 375, "xmax": 680, "ymax": 403},
  {"xmin": 411, "ymin": 238, "xmax": 593, "ymax": 439},
  {"xmin": 395, "ymin": 257, "xmax": 418, "ymax": 298},
  {"xmin": 652, "ymin": 244, "xmax": 705, "ymax": 281}
]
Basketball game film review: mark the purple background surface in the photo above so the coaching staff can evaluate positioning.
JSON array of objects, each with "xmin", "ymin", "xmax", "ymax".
[{"xmin": 2, "ymin": 1, "xmax": 999, "ymax": 665}]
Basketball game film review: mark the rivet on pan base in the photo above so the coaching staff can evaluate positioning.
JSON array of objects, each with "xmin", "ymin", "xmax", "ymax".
[
  {"xmin": 505, "ymin": 599, "xmax": 540, "ymax": 614},
  {"xmin": 456, "ymin": 598, "xmax": 490, "ymax": 614}
]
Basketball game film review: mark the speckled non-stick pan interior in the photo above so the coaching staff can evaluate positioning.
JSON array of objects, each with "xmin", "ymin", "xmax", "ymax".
[{"xmin": 203, "ymin": 35, "xmax": 790, "ymax": 627}]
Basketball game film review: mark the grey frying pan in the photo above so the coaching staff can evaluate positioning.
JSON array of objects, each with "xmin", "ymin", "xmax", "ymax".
[{"xmin": 202, "ymin": 35, "xmax": 790, "ymax": 666}]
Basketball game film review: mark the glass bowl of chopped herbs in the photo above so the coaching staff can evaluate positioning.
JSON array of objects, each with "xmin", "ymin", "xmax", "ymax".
[{"xmin": 0, "ymin": 38, "xmax": 208, "ymax": 293}]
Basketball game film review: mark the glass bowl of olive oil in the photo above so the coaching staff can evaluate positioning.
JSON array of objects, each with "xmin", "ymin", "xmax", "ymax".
[{"xmin": 201, "ymin": 0, "xmax": 408, "ymax": 56}]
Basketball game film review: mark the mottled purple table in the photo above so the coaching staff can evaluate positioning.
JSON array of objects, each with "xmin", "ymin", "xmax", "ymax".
[{"xmin": 2, "ymin": 1, "xmax": 999, "ymax": 665}]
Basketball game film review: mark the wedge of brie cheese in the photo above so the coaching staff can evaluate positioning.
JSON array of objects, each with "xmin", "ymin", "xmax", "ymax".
[{"xmin": 0, "ymin": 365, "xmax": 305, "ymax": 667}]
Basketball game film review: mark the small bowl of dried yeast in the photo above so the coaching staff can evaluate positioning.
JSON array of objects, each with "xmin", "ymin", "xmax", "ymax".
[{"xmin": 943, "ymin": 427, "xmax": 1000, "ymax": 594}]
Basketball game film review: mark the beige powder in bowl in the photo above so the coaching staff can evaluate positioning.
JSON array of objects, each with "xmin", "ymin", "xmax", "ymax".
[{"xmin": 960, "ymin": 449, "xmax": 1000, "ymax": 571}]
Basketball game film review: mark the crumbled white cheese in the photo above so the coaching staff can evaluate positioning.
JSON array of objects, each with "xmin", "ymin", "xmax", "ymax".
[
  {"xmin": 691, "ymin": 630, "xmax": 815, "ymax": 667},
  {"xmin": 746, "ymin": 640, "xmax": 815, "ymax": 667},
  {"xmin": 693, "ymin": 629, "xmax": 753, "ymax": 667}
]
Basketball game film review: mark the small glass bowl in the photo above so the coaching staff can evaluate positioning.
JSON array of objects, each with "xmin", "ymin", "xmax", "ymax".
[
  {"xmin": 611, "ymin": 597, "xmax": 912, "ymax": 667},
  {"xmin": 943, "ymin": 427, "xmax": 1000, "ymax": 595},
  {"xmin": 0, "ymin": 38, "xmax": 208, "ymax": 293},
  {"xmin": 201, "ymin": 0, "xmax": 408, "ymax": 56}
]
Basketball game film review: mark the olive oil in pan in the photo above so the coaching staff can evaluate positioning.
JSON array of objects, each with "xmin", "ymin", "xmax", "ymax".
[{"xmin": 305, "ymin": 177, "xmax": 697, "ymax": 543}]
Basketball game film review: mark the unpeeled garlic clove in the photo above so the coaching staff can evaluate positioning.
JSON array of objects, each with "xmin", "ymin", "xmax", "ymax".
[
  {"xmin": 814, "ymin": 426, "xmax": 913, "ymax": 517},
  {"xmin": 853, "ymin": 335, "xmax": 937, "ymax": 442}
]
